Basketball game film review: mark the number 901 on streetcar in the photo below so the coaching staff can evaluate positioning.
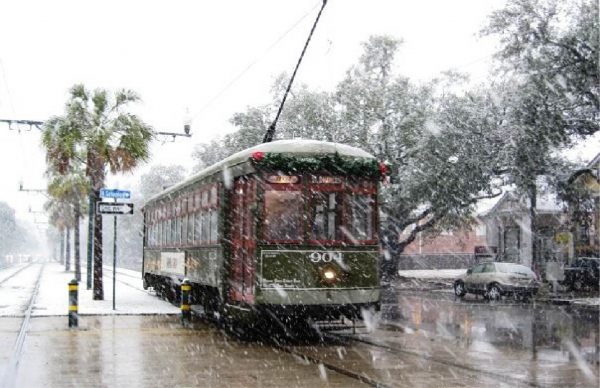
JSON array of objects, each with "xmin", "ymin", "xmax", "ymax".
[{"xmin": 141, "ymin": 139, "xmax": 386, "ymax": 323}]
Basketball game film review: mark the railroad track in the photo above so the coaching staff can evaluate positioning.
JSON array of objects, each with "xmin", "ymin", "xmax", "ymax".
[
  {"xmin": 0, "ymin": 263, "xmax": 45, "ymax": 388},
  {"xmin": 277, "ymin": 341, "xmax": 393, "ymax": 388},
  {"xmin": 0, "ymin": 263, "xmax": 33, "ymax": 286}
]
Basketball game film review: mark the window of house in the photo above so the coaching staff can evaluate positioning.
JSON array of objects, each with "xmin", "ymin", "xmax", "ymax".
[{"xmin": 476, "ymin": 224, "xmax": 487, "ymax": 236}]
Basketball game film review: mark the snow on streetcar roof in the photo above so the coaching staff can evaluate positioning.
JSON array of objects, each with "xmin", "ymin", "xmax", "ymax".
[{"xmin": 145, "ymin": 140, "xmax": 374, "ymax": 206}]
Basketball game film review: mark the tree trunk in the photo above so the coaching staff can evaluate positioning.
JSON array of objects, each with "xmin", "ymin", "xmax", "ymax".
[
  {"xmin": 74, "ymin": 202, "xmax": 81, "ymax": 282},
  {"xmin": 60, "ymin": 228, "xmax": 65, "ymax": 266},
  {"xmin": 87, "ymin": 193, "xmax": 94, "ymax": 289},
  {"xmin": 380, "ymin": 221, "xmax": 400, "ymax": 285},
  {"xmin": 529, "ymin": 184, "xmax": 539, "ymax": 276},
  {"xmin": 65, "ymin": 227, "xmax": 71, "ymax": 271},
  {"xmin": 88, "ymin": 148, "xmax": 105, "ymax": 300},
  {"xmin": 93, "ymin": 188, "xmax": 104, "ymax": 300}
]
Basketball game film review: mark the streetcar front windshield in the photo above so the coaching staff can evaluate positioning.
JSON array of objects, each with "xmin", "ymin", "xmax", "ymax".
[
  {"xmin": 263, "ymin": 175, "xmax": 377, "ymax": 244},
  {"xmin": 264, "ymin": 189, "xmax": 303, "ymax": 242},
  {"xmin": 310, "ymin": 191, "xmax": 343, "ymax": 242}
]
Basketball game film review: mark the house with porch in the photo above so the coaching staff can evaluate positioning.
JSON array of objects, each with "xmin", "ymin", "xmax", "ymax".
[
  {"xmin": 567, "ymin": 153, "xmax": 600, "ymax": 259},
  {"xmin": 479, "ymin": 189, "xmax": 569, "ymax": 275}
]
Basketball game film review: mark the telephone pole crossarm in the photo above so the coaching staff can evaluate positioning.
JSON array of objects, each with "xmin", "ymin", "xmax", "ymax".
[{"xmin": 0, "ymin": 119, "xmax": 44, "ymax": 131}]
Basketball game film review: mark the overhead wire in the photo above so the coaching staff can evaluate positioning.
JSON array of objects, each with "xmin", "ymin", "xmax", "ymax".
[
  {"xmin": 0, "ymin": 57, "xmax": 29, "ymax": 191},
  {"xmin": 188, "ymin": 0, "xmax": 322, "ymax": 123}
]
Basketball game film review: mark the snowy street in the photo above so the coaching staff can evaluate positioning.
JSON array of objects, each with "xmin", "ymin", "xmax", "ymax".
[{"xmin": 0, "ymin": 262, "xmax": 598, "ymax": 387}]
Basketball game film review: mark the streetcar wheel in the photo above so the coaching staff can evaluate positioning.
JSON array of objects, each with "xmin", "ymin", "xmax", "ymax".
[{"xmin": 454, "ymin": 281, "xmax": 466, "ymax": 298}]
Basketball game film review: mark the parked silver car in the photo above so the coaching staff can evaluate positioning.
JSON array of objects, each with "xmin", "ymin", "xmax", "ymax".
[{"xmin": 454, "ymin": 262, "xmax": 539, "ymax": 301}]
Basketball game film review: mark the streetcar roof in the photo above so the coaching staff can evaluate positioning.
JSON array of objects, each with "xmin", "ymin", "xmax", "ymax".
[{"xmin": 145, "ymin": 140, "xmax": 374, "ymax": 206}]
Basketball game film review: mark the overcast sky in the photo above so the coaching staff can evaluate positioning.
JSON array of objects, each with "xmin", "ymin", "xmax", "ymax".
[{"xmin": 0, "ymin": 0, "xmax": 596, "ymax": 230}]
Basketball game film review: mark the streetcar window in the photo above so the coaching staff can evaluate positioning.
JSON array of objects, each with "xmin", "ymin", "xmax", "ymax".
[
  {"xmin": 264, "ymin": 190, "xmax": 303, "ymax": 242},
  {"xmin": 188, "ymin": 213, "xmax": 194, "ymax": 245},
  {"xmin": 201, "ymin": 211, "xmax": 209, "ymax": 243},
  {"xmin": 153, "ymin": 219, "xmax": 157, "ymax": 247},
  {"xmin": 166, "ymin": 219, "xmax": 171, "ymax": 245},
  {"xmin": 182, "ymin": 215, "xmax": 188, "ymax": 245},
  {"xmin": 211, "ymin": 185, "xmax": 218, "ymax": 206},
  {"xmin": 194, "ymin": 192, "xmax": 201, "ymax": 209},
  {"xmin": 194, "ymin": 211, "xmax": 202, "ymax": 244},
  {"xmin": 171, "ymin": 217, "xmax": 176, "ymax": 245},
  {"xmin": 310, "ymin": 191, "xmax": 343, "ymax": 242},
  {"xmin": 202, "ymin": 190, "xmax": 209, "ymax": 207},
  {"xmin": 347, "ymin": 193, "xmax": 375, "ymax": 242},
  {"xmin": 157, "ymin": 223, "xmax": 161, "ymax": 247},
  {"xmin": 210, "ymin": 209, "xmax": 219, "ymax": 242}
]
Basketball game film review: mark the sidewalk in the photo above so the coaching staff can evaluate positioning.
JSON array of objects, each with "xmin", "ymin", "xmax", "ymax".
[
  {"xmin": 32, "ymin": 262, "xmax": 180, "ymax": 317},
  {"xmin": 397, "ymin": 269, "xmax": 600, "ymax": 310}
]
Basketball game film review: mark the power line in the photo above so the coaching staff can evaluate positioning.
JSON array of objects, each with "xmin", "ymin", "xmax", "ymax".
[{"xmin": 189, "ymin": 0, "xmax": 322, "ymax": 123}]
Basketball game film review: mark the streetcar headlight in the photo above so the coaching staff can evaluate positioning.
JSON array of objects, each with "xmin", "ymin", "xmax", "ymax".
[{"xmin": 321, "ymin": 267, "xmax": 337, "ymax": 283}]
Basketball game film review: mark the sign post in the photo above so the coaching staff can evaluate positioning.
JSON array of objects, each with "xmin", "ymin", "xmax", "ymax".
[{"xmin": 98, "ymin": 189, "xmax": 133, "ymax": 310}]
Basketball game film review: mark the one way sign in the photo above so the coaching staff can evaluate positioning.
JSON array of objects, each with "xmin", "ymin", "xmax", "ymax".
[{"xmin": 97, "ymin": 202, "xmax": 134, "ymax": 215}]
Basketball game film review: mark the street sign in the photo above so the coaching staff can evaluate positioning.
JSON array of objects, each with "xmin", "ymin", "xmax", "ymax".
[
  {"xmin": 100, "ymin": 188, "xmax": 131, "ymax": 199},
  {"xmin": 96, "ymin": 202, "xmax": 134, "ymax": 215}
]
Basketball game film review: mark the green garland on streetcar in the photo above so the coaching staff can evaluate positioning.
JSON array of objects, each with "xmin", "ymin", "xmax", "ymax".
[{"xmin": 253, "ymin": 152, "xmax": 387, "ymax": 179}]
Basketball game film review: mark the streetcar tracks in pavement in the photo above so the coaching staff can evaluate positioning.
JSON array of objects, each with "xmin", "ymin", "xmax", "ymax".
[
  {"xmin": 327, "ymin": 332, "xmax": 550, "ymax": 388},
  {"xmin": 1, "ymin": 264, "xmax": 45, "ymax": 388},
  {"xmin": 277, "ymin": 343, "xmax": 393, "ymax": 388}
]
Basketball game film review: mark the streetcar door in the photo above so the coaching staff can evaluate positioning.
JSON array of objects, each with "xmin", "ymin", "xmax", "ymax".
[{"xmin": 230, "ymin": 176, "xmax": 255, "ymax": 304}]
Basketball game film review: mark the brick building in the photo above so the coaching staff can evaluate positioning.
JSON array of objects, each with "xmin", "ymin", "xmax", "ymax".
[{"xmin": 397, "ymin": 220, "xmax": 490, "ymax": 270}]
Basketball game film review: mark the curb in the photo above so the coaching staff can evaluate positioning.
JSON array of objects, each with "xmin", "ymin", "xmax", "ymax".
[{"xmin": 396, "ymin": 277, "xmax": 599, "ymax": 311}]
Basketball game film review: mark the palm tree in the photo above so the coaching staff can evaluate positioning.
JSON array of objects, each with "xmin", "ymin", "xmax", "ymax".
[
  {"xmin": 42, "ymin": 84, "xmax": 154, "ymax": 300},
  {"xmin": 45, "ymin": 173, "xmax": 89, "ymax": 280},
  {"xmin": 44, "ymin": 197, "xmax": 73, "ymax": 269}
]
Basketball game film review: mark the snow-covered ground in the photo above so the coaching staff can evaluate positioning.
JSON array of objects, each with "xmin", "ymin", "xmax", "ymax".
[
  {"xmin": 0, "ymin": 263, "xmax": 29, "ymax": 283},
  {"xmin": 397, "ymin": 269, "xmax": 466, "ymax": 280},
  {"xmin": 31, "ymin": 262, "xmax": 180, "ymax": 317}
]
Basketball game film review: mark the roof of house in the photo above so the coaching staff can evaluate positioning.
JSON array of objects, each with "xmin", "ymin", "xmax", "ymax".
[{"xmin": 479, "ymin": 190, "xmax": 564, "ymax": 218}]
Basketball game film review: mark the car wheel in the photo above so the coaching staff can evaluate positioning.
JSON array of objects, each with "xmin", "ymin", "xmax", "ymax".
[
  {"xmin": 454, "ymin": 281, "xmax": 466, "ymax": 298},
  {"xmin": 486, "ymin": 284, "xmax": 502, "ymax": 302},
  {"xmin": 519, "ymin": 292, "xmax": 531, "ymax": 302},
  {"xmin": 572, "ymin": 278, "xmax": 584, "ymax": 292}
]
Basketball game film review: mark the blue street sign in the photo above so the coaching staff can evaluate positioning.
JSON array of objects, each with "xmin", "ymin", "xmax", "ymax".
[{"xmin": 100, "ymin": 188, "xmax": 131, "ymax": 199}]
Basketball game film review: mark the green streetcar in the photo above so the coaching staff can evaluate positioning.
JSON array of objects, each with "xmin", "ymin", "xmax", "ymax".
[{"xmin": 142, "ymin": 140, "xmax": 384, "ymax": 323}]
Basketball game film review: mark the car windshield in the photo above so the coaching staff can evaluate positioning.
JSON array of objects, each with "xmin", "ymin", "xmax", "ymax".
[{"xmin": 507, "ymin": 264, "xmax": 536, "ymax": 277}]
